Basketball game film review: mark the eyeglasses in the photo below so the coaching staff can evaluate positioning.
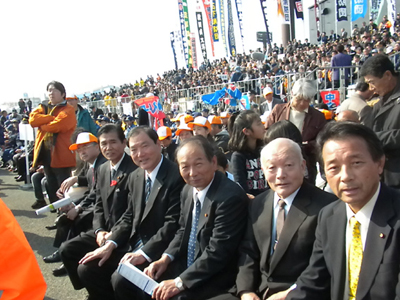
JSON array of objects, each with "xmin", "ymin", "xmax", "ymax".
[{"xmin": 76, "ymin": 143, "xmax": 96, "ymax": 151}]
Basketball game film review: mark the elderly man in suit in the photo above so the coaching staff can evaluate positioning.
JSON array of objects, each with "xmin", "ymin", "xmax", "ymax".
[
  {"xmin": 112, "ymin": 136, "xmax": 248, "ymax": 300},
  {"xmin": 287, "ymin": 122, "xmax": 400, "ymax": 300},
  {"xmin": 73, "ymin": 126, "xmax": 185, "ymax": 300},
  {"xmin": 260, "ymin": 87, "xmax": 284, "ymax": 116},
  {"xmin": 232, "ymin": 138, "xmax": 336, "ymax": 300},
  {"xmin": 60, "ymin": 124, "xmax": 137, "ymax": 294},
  {"xmin": 265, "ymin": 78, "xmax": 326, "ymax": 184}
]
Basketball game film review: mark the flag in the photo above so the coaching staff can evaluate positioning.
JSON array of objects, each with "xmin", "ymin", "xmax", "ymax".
[
  {"xmin": 212, "ymin": 0, "xmax": 219, "ymax": 41},
  {"xmin": 170, "ymin": 32, "xmax": 178, "ymax": 70},
  {"xmin": 320, "ymin": 90, "xmax": 340, "ymax": 107},
  {"xmin": 227, "ymin": 0, "xmax": 236, "ymax": 56},
  {"xmin": 351, "ymin": 0, "xmax": 367, "ymax": 21},
  {"xmin": 336, "ymin": 0, "xmax": 348, "ymax": 22},
  {"xmin": 219, "ymin": 0, "xmax": 229, "ymax": 56},
  {"xmin": 294, "ymin": 0, "xmax": 304, "ymax": 19},
  {"xmin": 239, "ymin": 95, "xmax": 250, "ymax": 110},
  {"xmin": 178, "ymin": 0, "xmax": 189, "ymax": 67},
  {"xmin": 235, "ymin": 0, "xmax": 245, "ymax": 52},
  {"xmin": 134, "ymin": 96, "xmax": 165, "ymax": 119},
  {"xmin": 202, "ymin": 0, "xmax": 216, "ymax": 56}
]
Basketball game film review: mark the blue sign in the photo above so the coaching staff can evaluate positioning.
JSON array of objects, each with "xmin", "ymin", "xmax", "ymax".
[{"xmin": 351, "ymin": 0, "xmax": 367, "ymax": 21}]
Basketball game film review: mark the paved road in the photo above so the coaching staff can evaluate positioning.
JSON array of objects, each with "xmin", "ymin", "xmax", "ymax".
[{"xmin": 0, "ymin": 168, "xmax": 86, "ymax": 300}]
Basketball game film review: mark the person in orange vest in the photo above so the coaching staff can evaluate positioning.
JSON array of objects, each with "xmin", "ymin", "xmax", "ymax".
[{"xmin": 0, "ymin": 198, "xmax": 47, "ymax": 299}]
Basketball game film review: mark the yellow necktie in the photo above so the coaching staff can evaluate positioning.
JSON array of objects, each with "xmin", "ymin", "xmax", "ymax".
[{"xmin": 349, "ymin": 217, "xmax": 363, "ymax": 300}]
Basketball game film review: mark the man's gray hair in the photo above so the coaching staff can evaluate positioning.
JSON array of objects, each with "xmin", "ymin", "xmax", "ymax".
[
  {"xmin": 291, "ymin": 78, "xmax": 317, "ymax": 100},
  {"xmin": 260, "ymin": 138, "xmax": 303, "ymax": 169}
]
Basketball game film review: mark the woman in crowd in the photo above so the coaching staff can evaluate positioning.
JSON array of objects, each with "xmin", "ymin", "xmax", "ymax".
[{"xmin": 228, "ymin": 110, "xmax": 267, "ymax": 197}]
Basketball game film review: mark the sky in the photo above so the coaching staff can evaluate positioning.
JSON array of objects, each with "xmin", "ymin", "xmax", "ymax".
[{"xmin": 0, "ymin": 0, "xmax": 308, "ymax": 106}]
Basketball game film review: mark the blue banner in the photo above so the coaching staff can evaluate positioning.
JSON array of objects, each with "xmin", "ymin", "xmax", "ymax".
[
  {"xmin": 351, "ymin": 0, "xmax": 367, "ymax": 21},
  {"xmin": 227, "ymin": 0, "xmax": 236, "ymax": 56},
  {"xmin": 178, "ymin": 0, "xmax": 189, "ymax": 67},
  {"xmin": 170, "ymin": 32, "xmax": 178, "ymax": 70}
]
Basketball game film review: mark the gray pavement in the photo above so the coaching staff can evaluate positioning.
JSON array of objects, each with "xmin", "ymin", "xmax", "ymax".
[{"xmin": 0, "ymin": 168, "xmax": 86, "ymax": 300}]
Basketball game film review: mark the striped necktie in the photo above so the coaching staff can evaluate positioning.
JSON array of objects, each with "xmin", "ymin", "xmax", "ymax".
[
  {"xmin": 348, "ymin": 217, "xmax": 363, "ymax": 300},
  {"xmin": 187, "ymin": 194, "xmax": 200, "ymax": 267}
]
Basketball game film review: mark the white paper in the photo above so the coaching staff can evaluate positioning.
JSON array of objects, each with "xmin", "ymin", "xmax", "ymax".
[
  {"xmin": 35, "ymin": 197, "xmax": 72, "ymax": 215},
  {"xmin": 19, "ymin": 124, "xmax": 35, "ymax": 141},
  {"xmin": 117, "ymin": 263, "xmax": 159, "ymax": 295}
]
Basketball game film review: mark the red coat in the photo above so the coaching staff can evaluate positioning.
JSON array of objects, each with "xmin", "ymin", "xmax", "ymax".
[{"xmin": 29, "ymin": 102, "xmax": 76, "ymax": 168}]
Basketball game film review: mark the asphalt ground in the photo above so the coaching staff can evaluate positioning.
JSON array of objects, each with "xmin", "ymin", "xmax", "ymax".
[{"xmin": 0, "ymin": 168, "xmax": 86, "ymax": 300}]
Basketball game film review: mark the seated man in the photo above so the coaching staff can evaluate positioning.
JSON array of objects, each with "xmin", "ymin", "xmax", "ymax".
[
  {"xmin": 60, "ymin": 124, "xmax": 137, "ymax": 293},
  {"xmin": 73, "ymin": 126, "xmax": 185, "ymax": 300},
  {"xmin": 233, "ymin": 138, "xmax": 336, "ymax": 300},
  {"xmin": 112, "ymin": 136, "xmax": 248, "ymax": 300}
]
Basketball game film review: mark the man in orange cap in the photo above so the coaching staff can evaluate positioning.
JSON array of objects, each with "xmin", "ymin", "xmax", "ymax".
[
  {"xmin": 157, "ymin": 126, "xmax": 178, "ymax": 162},
  {"xmin": 176, "ymin": 122, "xmax": 194, "ymax": 142},
  {"xmin": 208, "ymin": 116, "xmax": 230, "ymax": 152},
  {"xmin": 219, "ymin": 112, "xmax": 231, "ymax": 130}
]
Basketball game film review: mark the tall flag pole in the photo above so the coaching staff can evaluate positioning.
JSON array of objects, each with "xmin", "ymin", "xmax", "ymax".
[
  {"xmin": 227, "ymin": 0, "xmax": 236, "ymax": 56},
  {"xmin": 219, "ymin": 0, "xmax": 229, "ymax": 57},
  {"xmin": 178, "ymin": 0, "xmax": 189, "ymax": 67},
  {"xmin": 201, "ymin": 0, "xmax": 216, "ymax": 57},
  {"xmin": 212, "ymin": 0, "xmax": 219, "ymax": 42},
  {"xmin": 260, "ymin": 0, "xmax": 272, "ymax": 48},
  {"xmin": 235, "ymin": 0, "xmax": 245, "ymax": 53},
  {"xmin": 195, "ymin": 0, "xmax": 209, "ymax": 61}
]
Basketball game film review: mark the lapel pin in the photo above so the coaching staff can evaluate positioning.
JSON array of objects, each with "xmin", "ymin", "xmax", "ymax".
[
  {"xmin": 205, "ymin": 213, "xmax": 208, "ymax": 217},
  {"xmin": 117, "ymin": 176, "xmax": 121, "ymax": 180},
  {"xmin": 380, "ymin": 233, "xmax": 385, "ymax": 238}
]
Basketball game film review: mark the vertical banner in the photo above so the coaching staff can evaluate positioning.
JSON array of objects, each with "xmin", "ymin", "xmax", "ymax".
[
  {"xmin": 212, "ymin": 0, "xmax": 219, "ymax": 41},
  {"xmin": 195, "ymin": 1, "xmax": 208, "ymax": 61},
  {"xmin": 235, "ymin": 0, "xmax": 245, "ymax": 52},
  {"xmin": 182, "ymin": 0, "xmax": 193, "ymax": 68},
  {"xmin": 227, "ymin": 0, "xmax": 236, "ymax": 56},
  {"xmin": 336, "ymin": 0, "xmax": 348, "ymax": 21},
  {"xmin": 370, "ymin": 0, "xmax": 382, "ymax": 21},
  {"xmin": 314, "ymin": 0, "xmax": 320, "ymax": 38},
  {"xmin": 260, "ymin": 0, "xmax": 272, "ymax": 45},
  {"xmin": 202, "ymin": 0, "xmax": 216, "ymax": 57},
  {"xmin": 174, "ymin": 30, "xmax": 185, "ymax": 69},
  {"xmin": 281, "ymin": 0, "xmax": 291, "ymax": 23},
  {"xmin": 294, "ymin": 0, "xmax": 304, "ymax": 19},
  {"xmin": 351, "ymin": 0, "xmax": 367, "ymax": 21},
  {"xmin": 178, "ymin": 0, "xmax": 189, "ymax": 67},
  {"xmin": 191, "ymin": 33, "xmax": 198, "ymax": 70},
  {"xmin": 219, "ymin": 0, "xmax": 229, "ymax": 56},
  {"xmin": 170, "ymin": 32, "xmax": 178, "ymax": 70},
  {"xmin": 387, "ymin": 0, "xmax": 396, "ymax": 33}
]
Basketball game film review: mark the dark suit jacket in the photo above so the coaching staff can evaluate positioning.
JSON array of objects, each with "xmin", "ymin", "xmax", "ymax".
[
  {"xmin": 287, "ymin": 184, "xmax": 400, "ymax": 300},
  {"xmin": 109, "ymin": 157, "xmax": 184, "ymax": 260},
  {"xmin": 236, "ymin": 182, "xmax": 336, "ymax": 297},
  {"xmin": 260, "ymin": 98, "xmax": 284, "ymax": 115},
  {"xmin": 92, "ymin": 154, "xmax": 137, "ymax": 232},
  {"xmin": 165, "ymin": 171, "xmax": 248, "ymax": 292}
]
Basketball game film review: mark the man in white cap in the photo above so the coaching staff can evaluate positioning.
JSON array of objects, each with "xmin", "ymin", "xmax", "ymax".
[
  {"xmin": 260, "ymin": 86, "xmax": 283, "ymax": 115},
  {"xmin": 157, "ymin": 126, "xmax": 178, "ymax": 162}
]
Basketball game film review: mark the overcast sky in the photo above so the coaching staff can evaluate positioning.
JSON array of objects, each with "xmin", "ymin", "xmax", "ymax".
[{"xmin": 0, "ymin": 0, "xmax": 307, "ymax": 106}]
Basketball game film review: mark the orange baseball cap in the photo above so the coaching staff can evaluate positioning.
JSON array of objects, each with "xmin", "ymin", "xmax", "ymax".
[
  {"xmin": 220, "ymin": 112, "xmax": 231, "ymax": 119},
  {"xmin": 176, "ymin": 123, "xmax": 193, "ymax": 136},
  {"xmin": 157, "ymin": 126, "xmax": 172, "ymax": 140},
  {"xmin": 181, "ymin": 114, "xmax": 194, "ymax": 124},
  {"xmin": 208, "ymin": 115, "xmax": 223, "ymax": 125},
  {"xmin": 171, "ymin": 113, "xmax": 185, "ymax": 122},
  {"xmin": 188, "ymin": 116, "xmax": 212, "ymax": 131},
  {"xmin": 69, "ymin": 132, "xmax": 98, "ymax": 151}
]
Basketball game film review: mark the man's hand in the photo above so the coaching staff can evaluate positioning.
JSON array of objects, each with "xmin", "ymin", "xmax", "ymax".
[
  {"xmin": 241, "ymin": 292, "xmax": 260, "ymax": 300},
  {"xmin": 119, "ymin": 252, "xmax": 147, "ymax": 266},
  {"xmin": 266, "ymin": 288, "xmax": 291, "ymax": 300},
  {"xmin": 96, "ymin": 231, "xmax": 109, "ymax": 246},
  {"xmin": 152, "ymin": 280, "xmax": 180, "ymax": 300},
  {"xmin": 66, "ymin": 205, "xmax": 80, "ymax": 220},
  {"xmin": 79, "ymin": 242, "xmax": 116, "ymax": 266},
  {"xmin": 56, "ymin": 176, "xmax": 78, "ymax": 198},
  {"xmin": 144, "ymin": 254, "xmax": 171, "ymax": 280}
]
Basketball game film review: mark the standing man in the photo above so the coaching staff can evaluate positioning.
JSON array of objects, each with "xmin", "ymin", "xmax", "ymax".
[
  {"xmin": 60, "ymin": 124, "xmax": 137, "ymax": 293},
  {"xmin": 287, "ymin": 122, "xmax": 400, "ymax": 300},
  {"xmin": 66, "ymin": 97, "xmax": 98, "ymax": 136},
  {"xmin": 29, "ymin": 81, "xmax": 76, "ymax": 208},
  {"xmin": 72, "ymin": 126, "xmax": 184, "ymax": 300},
  {"xmin": 331, "ymin": 44, "xmax": 353, "ymax": 88},
  {"xmin": 233, "ymin": 138, "xmax": 336, "ymax": 300},
  {"xmin": 112, "ymin": 136, "xmax": 248, "ymax": 300},
  {"xmin": 360, "ymin": 54, "xmax": 400, "ymax": 188}
]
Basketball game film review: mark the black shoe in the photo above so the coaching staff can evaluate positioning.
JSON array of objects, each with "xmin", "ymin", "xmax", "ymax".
[
  {"xmin": 52, "ymin": 264, "xmax": 67, "ymax": 277},
  {"xmin": 15, "ymin": 175, "xmax": 24, "ymax": 182},
  {"xmin": 43, "ymin": 250, "xmax": 61, "ymax": 263},
  {"xmin": 31, "ymin": 200, "xmax": 47, "ymax": 209},
  {"xmin": 45, "ymin": 224, "xmax": 57, "ymax": 230}
]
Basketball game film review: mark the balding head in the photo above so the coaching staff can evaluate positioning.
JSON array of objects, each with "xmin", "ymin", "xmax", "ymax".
[
  {"xmin": 336, "ymin": 110, "xmax": 360, "ymax": 123},
  {"xmin": 261, "ymin": 138, "xmax": 306, "ymax": 198}
]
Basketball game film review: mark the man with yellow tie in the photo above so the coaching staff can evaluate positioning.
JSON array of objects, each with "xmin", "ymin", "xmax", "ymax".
[{"xmin": 287, "ymin": 122, "xmax": 400, "ymax": 300}]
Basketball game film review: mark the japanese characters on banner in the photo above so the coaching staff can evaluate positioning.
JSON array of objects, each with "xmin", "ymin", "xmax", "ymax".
[
  {"xmin": 212, "ymin": 0, "xmax": 219, "ymax": 41},
  {"xmin": 195, "ymin": 7, "xmax": 208, "ymax": 61},
  {"xmin": 351, "ymin": 0, "xmax": 367, "ymax": 21},
  {"xmin": 178, "ymin": 0, "xmax": 189, "ymax": 67},
  {"xmin": 320, "ymin": 90, "xmax": 340, "ymax": 107},
  {"xmin": 336, "ymin": 0, "xmax": 348, "ymax": 22},
  {"xmin": 294, "ymin": 0, "xmax": 304, "ymax": 19},
  {"xmin": 202, "ymin": 0, "xmax": 215, "ymax": 57},
  {"xmin": 227, "ymin": 0, "xmax": 236, "ymax": 56},
  {"xmin": 235, "ymin": 0, "xmax": 245, "ymax": 53},
  {"xmin": 387, "ymin": 0, "xmax": 396, "ymax": 33},
  {"xmin": 182, "ymin": 0, "xmax": 193, "ymax": 67},
  {"xmin": 219, "ymin": 0, "xmax": 229, "ymax": 57},
  {"xmin": 260, "ymin": 0, "xmax": 272, "ymax": 45},
  {"xmin": 370, "ymin": 0, "xmax": 382, "ymax": 21},
  {"xmin": 281, "ymin": 0, "xmax": 290, "ymax": 23},
  {"xmin": 174, "ymin": 30, "xmax": 185, "ymax": 69},
  {"xmin": 134, "ymin": 96, "xmax": 165, "ymax": 120},
  {"xmin": 191, "ymin": 33, "xmax": 198, "ymax": 69},
  {"xmin": 170, "ymin": 32, "xmax": 178, "ymax": 70}
]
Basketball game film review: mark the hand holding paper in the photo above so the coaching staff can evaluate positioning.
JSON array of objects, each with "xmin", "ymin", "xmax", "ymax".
[{"xmin": 117, "ymin": 263, "xmax": 159, "ymax": 296}]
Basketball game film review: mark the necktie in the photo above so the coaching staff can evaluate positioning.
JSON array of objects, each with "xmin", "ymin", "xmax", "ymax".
[
  {"xmin": 90, "ymin": 166, "xmax": 95, "ymax": 186},
  {"xmin": 348, "ymin": 217, "xmax": 363, "ymax": 300},
  {"xmin": 144, "ymin": 176, "xmax": 152, "ymax": 204},
  {"xmin": 187, "ymin": 195, "xmax": 201, "ymax": 267},
  {"xmin": 111, "ymin": 169, "xmax": 116, "ymax": 182},
  {"xmin": 274, "ymin": 199, "xmax": 286, "ymax": 250}
]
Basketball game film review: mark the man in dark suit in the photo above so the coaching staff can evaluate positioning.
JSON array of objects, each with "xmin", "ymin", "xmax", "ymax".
[
  {"xmin": 74, "ymin": 126, "xmax": 185, "ymax": 300},
  {"xmin": 233, "ymin": 138, "xmax": 336, "ymax": 300},
  {"xmin": 60, "ymin": 124, "xmax": 137, "ymax": 293},
  {"xmin": 331, "ymin": 44, "xmax": 353, "ymax": 88},
  {"xmin": 112, "ymin": 136, "xmax": 248, "ymax": 300},
  {"xmin": 287, "ymin": 122, "xmax": 400, "ymax": 300},
  {"xmin": 260, "ymin": 87, "xmax": 284, "ymax": 116},
  {"xmin": 265, "ymin": 79, "xmax": 327, "ymax": 184}
]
